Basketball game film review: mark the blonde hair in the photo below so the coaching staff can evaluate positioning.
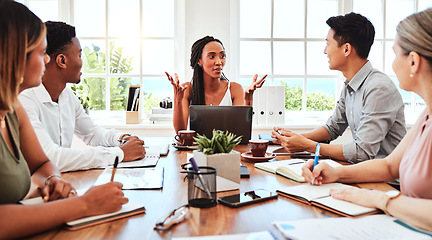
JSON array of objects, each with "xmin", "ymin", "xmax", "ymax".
[
  {"xmin": 396, "ymin": 8, "xmax": 432, "ymax": 67},
  {"xmin": 0, "ymin": 0, "xmax": 45, "ymax": 111}
]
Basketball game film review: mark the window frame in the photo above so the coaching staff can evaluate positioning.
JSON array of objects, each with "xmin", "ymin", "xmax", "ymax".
[
  {"xmin": 233, "ymin": 0, "xmax": 430, "ymax": 118},
  {"xmin": 71, "ymin": 0, "xmax": 177, "ymax": 111}
]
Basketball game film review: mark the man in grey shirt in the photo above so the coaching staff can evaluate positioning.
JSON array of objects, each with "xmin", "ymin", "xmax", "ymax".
[{"xmin": 272, "ymin": 12, "xmax": 406, "ymax": 163}]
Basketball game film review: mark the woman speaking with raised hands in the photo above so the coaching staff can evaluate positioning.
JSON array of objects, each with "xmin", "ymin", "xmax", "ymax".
[{"xmin": 166, "ymin": 36, "xmax": 267, "ymax": 133}]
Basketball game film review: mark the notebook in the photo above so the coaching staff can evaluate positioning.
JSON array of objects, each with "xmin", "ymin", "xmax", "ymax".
[
  {"xmin": 189, "ymin": 105, "xmax": 252, "ymax": 144},
  {"xmin": 20, "ymin": 197, "xmax": 145, "ymax": 231},
  {"xmin": 255, "ymin": 159, "xmax": 342, "ymax": 182},
  {"xmin": 94, "ymin": 167, "xmax": 164, "ymax": 189},
  {"xmin": 277, "ymin": 183, "xmax": 380, "ymax": 218},
  {"xmin": 66, "ymin": 202, "xmax": 145, "ymax": 230}
]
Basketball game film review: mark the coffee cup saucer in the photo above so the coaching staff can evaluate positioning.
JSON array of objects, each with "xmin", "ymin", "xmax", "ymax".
[
  {"xmin": 241, "ymin": 152, "xmax": 276, "ymax": 162},
  {"xmin": 172, "ymin": 142, "xmax": 199, "ymax": 150}
]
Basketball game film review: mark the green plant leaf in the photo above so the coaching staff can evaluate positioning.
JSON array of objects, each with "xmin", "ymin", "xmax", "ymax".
[{"xmin": 194, "ymin": 129, "xmax": 241, "ymax": 155}]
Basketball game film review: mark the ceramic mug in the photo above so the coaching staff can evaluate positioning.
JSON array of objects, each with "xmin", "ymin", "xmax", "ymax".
[
  {"xmin": 249, "ymin": 139, "xmax": 269, "ymax": 157},
  {"xmin": 175, "ymin": 130, "xmax": 196, "ymax": 146}
]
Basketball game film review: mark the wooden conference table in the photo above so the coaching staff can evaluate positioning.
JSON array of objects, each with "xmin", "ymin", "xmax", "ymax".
[{"xmin": 25, "ymin": 140, "xmax": 394, "ymax": 240}]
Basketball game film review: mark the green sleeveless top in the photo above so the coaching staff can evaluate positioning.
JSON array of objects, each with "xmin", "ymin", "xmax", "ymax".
[{"xmin": 0, "ymin": 111, "xmax": 31, "ymax": 204}]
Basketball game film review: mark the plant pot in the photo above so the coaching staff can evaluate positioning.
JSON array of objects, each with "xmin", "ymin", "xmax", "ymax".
[{"xmin": 193, "ymin": 150, "xmax": 240, "ymax": 192}]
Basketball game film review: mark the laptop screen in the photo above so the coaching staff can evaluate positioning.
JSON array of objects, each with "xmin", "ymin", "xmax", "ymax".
[{"xmin": 189, "ymin": 105, "xmax": 252, "ymax": 144}]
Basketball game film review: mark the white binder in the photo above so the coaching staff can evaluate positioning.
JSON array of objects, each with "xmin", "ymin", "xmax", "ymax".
[{"xmin": 252, "ymin": 86, "xmax": 285, "ymax": 125}]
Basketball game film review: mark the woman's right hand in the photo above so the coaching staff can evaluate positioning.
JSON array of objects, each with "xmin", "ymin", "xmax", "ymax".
[
  {"xmin": 301, "ymin": 160, "xmax": 340, "ymax": 185},
  {"xmin": 81, "ymin": 182, "xmax": 128, "ymax": 216},
  {"xmin": 165, "ymin": 72, "xmax": 188, "ymax": 102}
]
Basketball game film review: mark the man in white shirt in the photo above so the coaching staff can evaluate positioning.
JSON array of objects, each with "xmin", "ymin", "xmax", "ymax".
[{"xmin": 19, "ymin": 21, "xmax": 146, "ymax": 172}]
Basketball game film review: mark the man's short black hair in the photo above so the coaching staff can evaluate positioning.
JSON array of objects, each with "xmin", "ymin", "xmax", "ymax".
[
  {"xmin": 326, "ymin": 12, "xmax": 375, "ymax": 59},
  {"xmin": 45, "ymin": 21, "xmax": 76, "ymax": 57}
]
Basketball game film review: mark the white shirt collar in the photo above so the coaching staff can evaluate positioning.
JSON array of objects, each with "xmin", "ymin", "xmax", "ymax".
[{"xmin": 33, "ymin": 84, "xmax": 53, "ymax": 103}]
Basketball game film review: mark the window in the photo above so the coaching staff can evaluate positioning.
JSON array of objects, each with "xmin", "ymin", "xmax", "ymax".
[
  {"xmin": 18, "ymin": 0, "xmax": 59, "ymax": 21},
  {"xmin": 237, "ymin": 0, "xmax": 432, "ymax": 113},
  {"xmin": 23, "ymin": 0, "xmax": 175, "ymax": 111},
  {"xmin": 73, "ymin": 0, "xmax": 175, "ymax": 111},
  {"xmin": 354, "ymin": 0, "xmax": 432, "ymax": 112},
  {"xmin": 239, "ymin": 0, "xmax": 338, "ymax": 112}
]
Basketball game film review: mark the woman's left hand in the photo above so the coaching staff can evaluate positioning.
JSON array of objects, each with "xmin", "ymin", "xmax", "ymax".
[
  {"xmin": 41, "ymin": 177, "xmax": 76, "ymax": 202},
  {"xmin": 244, "ymin": 74, "xmax": 267, "ymax": 100},
  {"xmin": 330, "ymin": 188, "xmax": 385, "ymax": 209}
]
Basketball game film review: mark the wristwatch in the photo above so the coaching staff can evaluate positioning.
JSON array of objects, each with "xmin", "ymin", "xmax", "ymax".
[{"xmin": 383, "ymin": 190, "xmax": 401, "ymax": 215}]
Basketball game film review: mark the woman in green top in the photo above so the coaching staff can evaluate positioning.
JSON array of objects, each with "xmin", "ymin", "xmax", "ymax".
[{"xmin": 0, "ymin": 1, "xmax": 128, "ymax": 238}]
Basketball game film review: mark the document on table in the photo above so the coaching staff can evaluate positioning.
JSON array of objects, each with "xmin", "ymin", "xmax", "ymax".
[
  {"xmin": 274, "ymin": 214, "xmax": 432, "ymax": 240},
  {"xmin": 95, "ymin": 167, "xmax": 164, "ymax": 189}
]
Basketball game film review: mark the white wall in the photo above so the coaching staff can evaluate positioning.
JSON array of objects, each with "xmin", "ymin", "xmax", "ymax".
[{"xmin": 183, "ymin": 0, "xmax": 232, "ymax": 81}]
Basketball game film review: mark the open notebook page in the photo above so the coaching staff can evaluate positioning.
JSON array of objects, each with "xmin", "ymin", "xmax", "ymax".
[{"xmin": 278, "ymin": 183, "xmax": 353, "ymax": 202}]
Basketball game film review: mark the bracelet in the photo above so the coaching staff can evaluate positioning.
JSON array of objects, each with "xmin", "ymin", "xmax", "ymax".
[{"xmin": 44, "ymin": 174, "xmax": 62, "ymax": 186}]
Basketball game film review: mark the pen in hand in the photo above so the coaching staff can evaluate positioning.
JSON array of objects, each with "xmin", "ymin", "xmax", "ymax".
[
  {"xmin": 311, "ymin": 143, "xmax": 321, "ymax": 185},
  {"xmin": 111, "ymin": 156, "xmax": 119, "ymax": 182}
]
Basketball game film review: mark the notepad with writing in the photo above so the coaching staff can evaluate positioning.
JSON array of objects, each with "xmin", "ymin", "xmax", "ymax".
[
  {"xmin": 277, "ymin": 183, "xmax": 380, "ymax": 218},
  {"xmin": 66, "ymin": 202, "xmax": 146, "ymax": 230},
  {"xmin": 255, "ymin": 159, "xmax": 342, "ymax": 182}
]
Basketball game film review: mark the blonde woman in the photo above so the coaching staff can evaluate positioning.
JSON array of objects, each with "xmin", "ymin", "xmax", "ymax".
[
  {"xmin": 0, "ymin": 1, "xmax": 127, "ymax": 238},
  {"xmin": 302, "ymin": 8, "xmax": 432, "ymax": 231}
]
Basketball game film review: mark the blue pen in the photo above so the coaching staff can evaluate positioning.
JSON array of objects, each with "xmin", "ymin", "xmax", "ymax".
[
  {"xmin": 189, "ymin": 158, "xmax": 212, "ymax": 198},
  {"xmin": 311, "ymin": 143, "xmax": 320, "ymax": 185}
]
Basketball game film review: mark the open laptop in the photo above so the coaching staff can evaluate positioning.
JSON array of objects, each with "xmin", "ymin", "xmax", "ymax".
[{"xmin": 189, "ymin": 105, "xmax": 252, "ymax": 144}]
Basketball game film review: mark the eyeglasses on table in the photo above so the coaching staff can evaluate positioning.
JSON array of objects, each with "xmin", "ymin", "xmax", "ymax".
[{"xmin": 154, "ymin": 204, "xmax": 190, "ymax": 230}]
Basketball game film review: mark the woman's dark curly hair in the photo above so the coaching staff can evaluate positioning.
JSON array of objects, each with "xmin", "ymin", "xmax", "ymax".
[{"xmin": 189, "ymin": 36, "xmax": 228, "ymax": 105}]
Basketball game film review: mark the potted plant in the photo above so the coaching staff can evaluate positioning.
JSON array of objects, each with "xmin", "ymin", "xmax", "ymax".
[{"xmin": 193, "ymin": 130, "xmax": 242, "ymax": 191}]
